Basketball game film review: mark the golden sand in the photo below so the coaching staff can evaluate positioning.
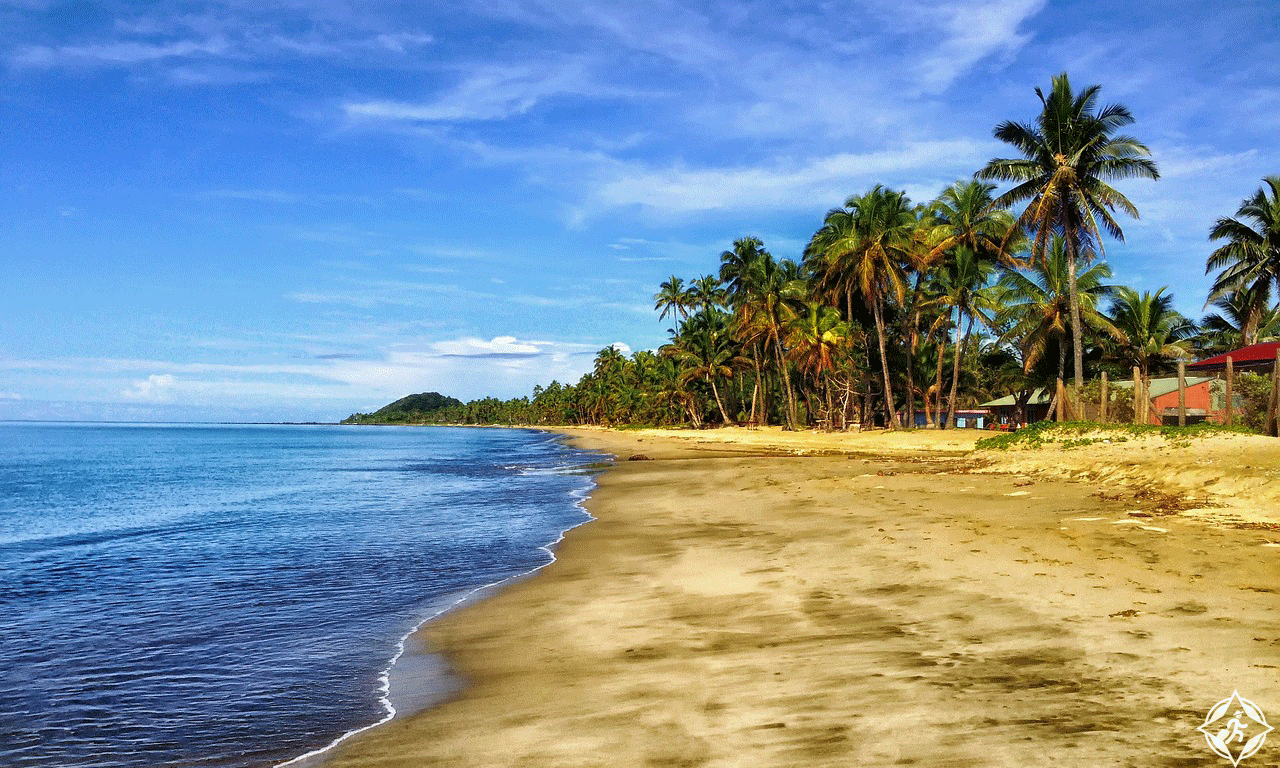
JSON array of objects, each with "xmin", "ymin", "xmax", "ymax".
[{"xmin": 321, "ymin": 426, "xmax": 1279, "ymax": 767}]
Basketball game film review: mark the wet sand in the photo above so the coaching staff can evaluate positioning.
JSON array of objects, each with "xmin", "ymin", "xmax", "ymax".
[{"xmin": 322, "ymin": 427, "xmax": 1279, "ymax": 768}]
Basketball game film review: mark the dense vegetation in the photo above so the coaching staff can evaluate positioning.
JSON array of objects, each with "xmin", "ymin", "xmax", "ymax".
[
  {"xmin": 343, "ymin": 392, "xmax": 463, "ymax": 424},
  {"xmin": 345, "ymin": 74, "xmax": 1280, "ymax": 431}
]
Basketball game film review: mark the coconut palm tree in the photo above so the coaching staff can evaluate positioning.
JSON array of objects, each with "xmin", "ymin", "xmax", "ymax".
[
  {"xmin": 720, "ymin": 237, "xmax": 772, "ymax": 424},
  {"xmin": 978, "ymin": 72, "xmax": 1159, "ymax": 393},
  {"xmin": 934, "ymin": 248, "xmax": 996, "ymax": 428},
  {"xmin": 1107, "ymin": 287, "xmax": 1197, "ymax": 395},
  {"xmin": 928, "ymin": 179, "xmax": 1020, "ymax": 265},
  {"xmin": 687, "ymin": 274, "xmax": 726, "ymax": 315},
  {"xmin": 1206, "ymin": 176, "xmax": 1280, "ymax": 334},
  {"xmin": 654, "ymin": 276, "xmax": 691, "ymax": 324},
  {"xmin": 665, "ymin": 310, "xmax": 743, "ymax": 425},
  {"xmin": 1197, "ymin": 287, "xmax": 1280, "ymax": 354},
  {"xmin": 997, "ymin": 238, "xmax": 1121, "ymax": 384},
  {"xmin": 806, "ymin": 186, "xmax": 915, "ymax": 428},
  {"xmin": 786, "ymin": 301, "xmax": 850, "ymax": 428},
  {"xmin": 738, "ymin": 257, "xmax": 806, "ymax": 429}
]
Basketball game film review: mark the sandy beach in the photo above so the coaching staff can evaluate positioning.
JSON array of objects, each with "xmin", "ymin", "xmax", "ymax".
[{"xmin": 322, "ymin": 426, "xmax": 1279, "ymax": 768}]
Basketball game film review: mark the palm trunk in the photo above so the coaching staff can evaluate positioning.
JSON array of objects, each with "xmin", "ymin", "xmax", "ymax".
[
  {"xmin": 1066, "ymin": 239, "xmax": 1085, "ymax": 392},
  {"xmin": 872, "ymin": 299, "xmax": 899, "ymax": 429},
  {"xmin": 749, "ymin": 345, "xmax": 762, "ymax": 424},
  {"xmin": 710, "ymin": 378, "xmax": 731, "ymax": 425},
  {"xmin": 901, "ymin": 273, "xmax": 926, "ymax": 430},
  {"xmin": 933, "ymin": 333, "xmax": 947, "ymax": 428},
  {"xmin": 773, "ymin": 333, "xmax": 797, "ymax": 429},
  {"xmin": 947, "ymin": 313, "xmax": 974, "ymax": 429}
]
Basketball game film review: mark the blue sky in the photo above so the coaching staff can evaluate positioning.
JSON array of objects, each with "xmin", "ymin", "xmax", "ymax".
[{"xmin": 2, "ymin": 0, "xmax": 1277, "ymax": 422}]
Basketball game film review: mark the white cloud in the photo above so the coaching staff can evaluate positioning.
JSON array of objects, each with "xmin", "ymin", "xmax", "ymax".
[
  {"xmin": 430, "ymin": 336, "xmax": 543, "ymax": 358},
  {"xmin": 12, "ymin": 38, "xmax": 228, "ymax": 66},
  {"xmin": 589, "ymin": 141, "xmax": 984, "ymax": 215},
  {"xmin": 344, "ymin": 59, "xmax": 600, "ymax": 123},
  {"xmin": 121, "ymin": 374, "xmax": 177, "ymax": 402},
  {"xmin": 914, "ymin": 0, "xmax": 1046, "ymax": 92}
]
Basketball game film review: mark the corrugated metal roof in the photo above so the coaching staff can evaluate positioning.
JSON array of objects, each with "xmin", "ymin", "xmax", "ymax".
[
  {"xmin": 1110, "ymin": 376, "xmax": 1216, "ymax": 398},
  {"xmin": 979, "ymin": 376, "xmax": 1216, "ymax": 407},
  {"xmin": 979, "ymin": 388, "xmax": 1052, "ymax": 407},
  {"xmin": 1188, "ymin": 341, "xmax": 1280, "ymax": 370}
]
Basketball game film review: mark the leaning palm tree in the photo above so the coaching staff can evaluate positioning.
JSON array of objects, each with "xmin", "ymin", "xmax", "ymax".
[
  {"xmin": 665, "ymin": 310, "xmax": 744, "ymax": 426},
  {"xmin": 1205, "ymin": 176, "xmax": 1280, "ymax": 332},
  {"xmin": 1197, "ymin": 287, "xmax": 1280, "ymax": 354},
  {"xmin": 806, "ymin": 186, "xmax": 916, "ymax": 429},
  {"xmin": 977, "ymin": 72, "xmax": 1159, "ymax": 392}
]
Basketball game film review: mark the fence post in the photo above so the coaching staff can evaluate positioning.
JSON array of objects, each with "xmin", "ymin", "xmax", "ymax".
[
  {"xmin": 1224, "ymin": 357, "xmax": 1234, "ymax": 425},
  {"xmin": 1132, "ymin": 366, "xmax": 1143, "ymax": 425},
  {"xmin": 1100, "ymin": 371, "xmax": 1108, "ymax": 423},
  {"xmin": 1177, "ymin": 360, "xmax": 1187, "ymax": 427},
  {"xmin": 1268, "ymin": 351, "xmax": 1280, "ymax": 438}
]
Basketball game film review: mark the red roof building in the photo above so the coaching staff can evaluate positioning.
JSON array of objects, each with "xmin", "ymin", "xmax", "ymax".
[{"xmin": 1186, "ymin": 341, "xmax": 1280, "ymax": 374}]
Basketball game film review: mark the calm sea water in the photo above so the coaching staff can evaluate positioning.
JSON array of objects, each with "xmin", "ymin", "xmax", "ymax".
[{"xmin": 0, "ymin": 423, "xmax": 603, "ymax": 768}]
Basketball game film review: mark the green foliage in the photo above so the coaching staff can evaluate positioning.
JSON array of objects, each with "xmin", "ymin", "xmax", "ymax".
[
  {"xmin": 976, "ymin": 420, "xmax": 1257, "ymax": 451},
  {"xmin": 1233, "ymin": 372, "xmax": 1275, "ymax": 431}
]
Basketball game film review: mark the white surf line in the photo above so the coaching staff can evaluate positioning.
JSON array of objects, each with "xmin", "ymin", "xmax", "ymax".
[{"xmin": 275, "ymin": 449, "xmax": 609, "ymax": 768}]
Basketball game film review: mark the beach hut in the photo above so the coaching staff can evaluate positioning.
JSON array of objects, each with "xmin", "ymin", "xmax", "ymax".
[
  {"xmin": 978, "ymin": 388, "xmax": 1053, "ymax": 427},
  {"xmin": 901, "ymin": 409, "xmax": 990, "ymax": 428},
  {"xmin": 1110, "ymin": 376, "xmax": 1221, "ymax": 425}
]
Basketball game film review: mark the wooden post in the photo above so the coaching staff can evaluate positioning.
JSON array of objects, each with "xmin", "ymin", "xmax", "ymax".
[
  {"xmin": 1132, "ymin": 366, "xmax": 1143, "ymax": 425},
  {"xmin": 1268, "ymin": 351, "xmax": 1280, "ymax": 438},
  {"xmin": 1224, "ymin": 357, "xmax": 1234, "ymax": 425},
  {"xmin": 1100, "ymin": 371, "xmax": 1109, "ymax": 423},
  {"xmin": 1056, "ymin": 378, "xmax": 1065, "ymax": 421},
  {"xmin": 1177, "ymin": 360, "xmax": 1187, "ymax": 427}
]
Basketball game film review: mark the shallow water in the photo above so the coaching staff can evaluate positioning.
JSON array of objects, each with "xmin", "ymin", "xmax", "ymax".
[{"xmin": 0, "ymin": 423, "xmax": 600, "ymax": 767}]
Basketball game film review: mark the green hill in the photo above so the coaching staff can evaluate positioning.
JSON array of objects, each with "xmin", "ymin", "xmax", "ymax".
[{"xmin": 341, "ymin": 392, "xmax": 465, "ymax": 424}]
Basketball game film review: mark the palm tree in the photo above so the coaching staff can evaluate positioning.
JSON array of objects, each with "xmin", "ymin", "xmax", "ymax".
[
  {"xmin": 654, "ymin": 276, "xmax": 691, "ymax": 324},
  {"xmin": 997, "ymin": 238, "xmax": 1121, "ymax": 385},
  {"xmin": 735, "ymin": 254, "xmax": 806, "ymax": 428},
  {"xmin": 1108, "ymin": 287, "xmax": 1197, "ymax": 401},
  {"xmin": 934, "ymin": 248, "xmax": 996, "ymax": 428},
  {"xmin": 720, "ymin": 237, "xmax": 772, "ymax": 424},
  {"xmin": 785, "ymin": 301, "xmax": 850, "ymax": 428},
  {"xmin": 1206, "ymin": 176, "xmax": 1280, "ymax": 337},
  {"xmin": 806, "ymin": 185, "xmax": 915, "ymax": 428},
  {"xmin": 928, "ymin": 180, "xmax": 1020, "ymax": 265},
  {"xmin": 1198, "ymin": 288, "xmax": 1280, "ymax": 354},
  {"xmin": 687, "ymin": 274, "xmax": 725, "ymax": 315},
  {"xmin": 978, "ymin": 72, "xmax": 1159, "ymax": 393},
  {"xmin": 666, "ymin": 310, "xmax": 743, "ymax": 425}
]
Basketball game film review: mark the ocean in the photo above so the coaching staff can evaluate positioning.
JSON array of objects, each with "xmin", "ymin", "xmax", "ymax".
[{"xmin": 0, "ymin": 423, "xmax": 603, "ymax": 767}]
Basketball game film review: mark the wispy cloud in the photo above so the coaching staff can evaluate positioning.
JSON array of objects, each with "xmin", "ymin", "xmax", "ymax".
[
  {"xmin": 587, "ymin": 141, "xmax": 985, "ymax": 216},
  {"xmin": 345, "ymin": 59, "xmax": 603, "ymax": 123}
]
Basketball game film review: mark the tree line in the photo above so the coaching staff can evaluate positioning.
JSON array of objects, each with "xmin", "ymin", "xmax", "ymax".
[{"xmin": 346, "ymin": 74, "xmax": 1280, "ymax": 431}]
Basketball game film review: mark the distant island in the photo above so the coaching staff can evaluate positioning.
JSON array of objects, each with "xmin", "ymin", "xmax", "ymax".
[{"xmin": 342, "ymin": 392, "xmax": 466, "ymax": 425}]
